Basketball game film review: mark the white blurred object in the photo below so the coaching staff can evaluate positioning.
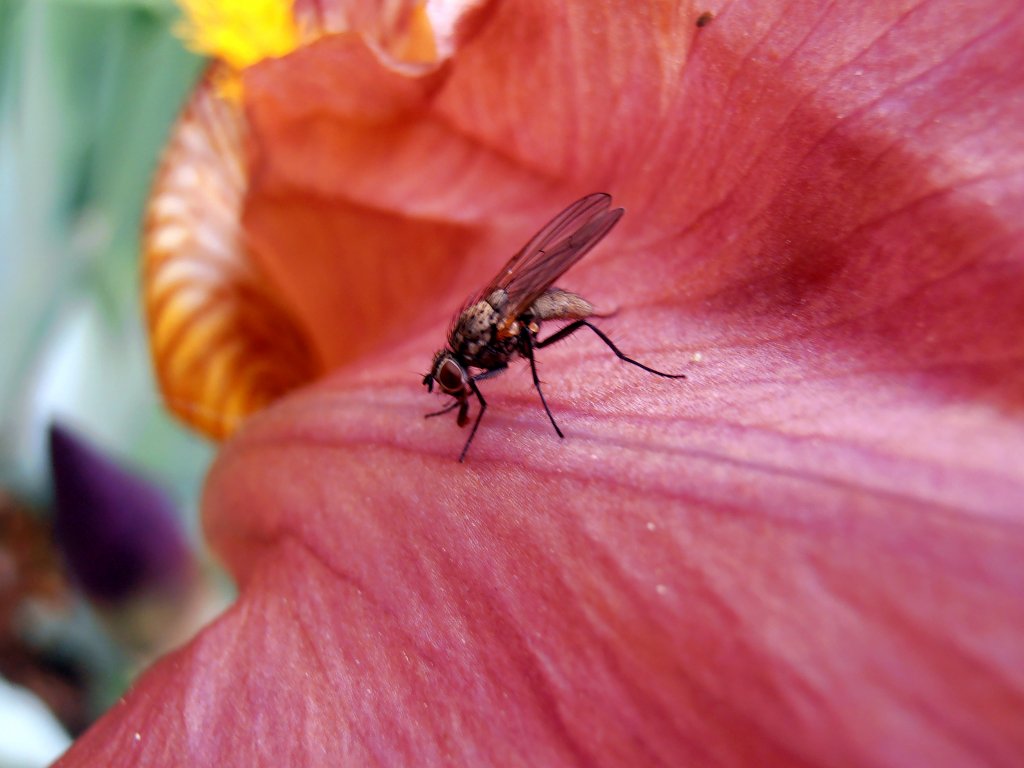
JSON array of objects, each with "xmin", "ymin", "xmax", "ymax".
[{"xmin": 0, "ymin": 677, "xmax": 71, "ymax": 768}]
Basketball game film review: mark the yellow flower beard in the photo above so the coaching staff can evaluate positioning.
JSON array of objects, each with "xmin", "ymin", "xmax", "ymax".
[{"xmin": 175, "ymin": 0, "xmax": 301, "ymax": 96}]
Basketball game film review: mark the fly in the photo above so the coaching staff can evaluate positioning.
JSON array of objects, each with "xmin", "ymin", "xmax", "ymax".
[{"xmin": 423, "ymin": 192, "xmax": 685, "ymax": 461}]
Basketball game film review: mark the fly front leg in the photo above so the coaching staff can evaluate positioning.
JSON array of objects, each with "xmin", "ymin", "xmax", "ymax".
[
  {"xmin": 458, "ymin": 378, "xmax": 488, "ymax": 462},
  {"xmin": 428, "ymin": 365, "xmax": 505, "ymax": 421},
  {"xmin": 520, "ymin": 329, "xmax": 564, "ymax": 439},
  {"xmin": 472, "ymin": 364, "xmax": 508, "ymax": 383},
  {"xmin": 424, "ymin": 400, "xmax": 460, "ymax": 419}
]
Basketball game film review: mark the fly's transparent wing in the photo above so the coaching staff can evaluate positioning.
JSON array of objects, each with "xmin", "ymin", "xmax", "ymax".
[
  {"xmin": 484, "ymin": 193, "xmax": 614, "ymax": 296},
  {"xmin": 504, "ymin": 205, "xmax": 622, "ymax": 307},
  {"xmin": 480, "ymin": 193, "xmax": 624, "ymax": 335}
]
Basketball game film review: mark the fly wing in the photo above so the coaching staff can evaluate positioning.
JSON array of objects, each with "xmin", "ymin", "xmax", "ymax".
[{"xmin": 483, "ymin": 193, "xmax": 624, "ymax": 335}]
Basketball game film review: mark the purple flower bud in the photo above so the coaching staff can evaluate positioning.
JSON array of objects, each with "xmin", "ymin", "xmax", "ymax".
[{"xmin": 48, "ymin": 423, "xmax": 191, "ymax": 604}]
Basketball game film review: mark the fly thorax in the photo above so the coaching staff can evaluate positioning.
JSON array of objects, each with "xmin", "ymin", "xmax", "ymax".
[{"xmin": 451, "ymin": 299, "xmax": 500, "ymax": 356}]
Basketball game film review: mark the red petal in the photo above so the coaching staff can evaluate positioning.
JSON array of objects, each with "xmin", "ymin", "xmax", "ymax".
[{"xmin": 63, "ymin": 1, "xmax": 1024, "ymax": 765}]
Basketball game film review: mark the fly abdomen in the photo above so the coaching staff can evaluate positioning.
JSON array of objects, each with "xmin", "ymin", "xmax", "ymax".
[{"xmin": 529, "ymin": 288, "xmax": 594, "ymax": 322}]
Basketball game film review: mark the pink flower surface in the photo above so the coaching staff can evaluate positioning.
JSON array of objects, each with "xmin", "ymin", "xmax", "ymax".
[{"xmin": 60, "ymin": 1, "xmax": 1024, "ymax": 765}]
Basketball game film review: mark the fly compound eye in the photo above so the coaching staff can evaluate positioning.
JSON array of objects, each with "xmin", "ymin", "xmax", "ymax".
[{"xmin": 437, "ymin": 358, "xmax": 465, "ymax": 394}]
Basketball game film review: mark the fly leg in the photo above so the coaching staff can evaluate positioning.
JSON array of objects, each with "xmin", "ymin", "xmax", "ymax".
[
  {"xmin": 426, "ymin": 365, "xmax": 505, "ymax": 420},
  {"xmin": 473, "ymin": 365, "xmax": 507, "ymax": 383},
  {"xmin": 520, "ymin": 329, "xmax": 564, "ymax": 439},
  {"xmin": 536, "ymin": 320, "xmax": 686, "ymax": 378},
  {"xmin": 458, "ymin": 378, "xmax": 488, "ymax": 462},
  {"xmin": 424, "ymin": 400, "xmax": 460, "ymax": 419}
]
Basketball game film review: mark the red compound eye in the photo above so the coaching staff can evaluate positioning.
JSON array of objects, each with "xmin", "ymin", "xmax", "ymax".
[{"xmin": 438, "ymin": 359, "xmax": 465, "ymax": 394}]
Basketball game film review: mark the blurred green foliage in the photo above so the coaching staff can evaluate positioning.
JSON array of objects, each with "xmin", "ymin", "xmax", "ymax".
[
  {"xmin": 0, "ymin": 4, "xmax": 235, "ymax": 748},
  {"xmin": 0, "ymin": 0, "xmax": 213, "ymax": 508}
]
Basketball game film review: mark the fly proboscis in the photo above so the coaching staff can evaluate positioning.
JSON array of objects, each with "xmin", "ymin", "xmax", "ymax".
[{"xmin": 422, "ymin": 192, "xmax": 685, "ymax": 461}]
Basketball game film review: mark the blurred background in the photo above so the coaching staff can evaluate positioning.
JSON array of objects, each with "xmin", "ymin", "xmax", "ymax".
[{"xmin": 1, "ymin": 1, "xmax": 228, "ymax": 764}]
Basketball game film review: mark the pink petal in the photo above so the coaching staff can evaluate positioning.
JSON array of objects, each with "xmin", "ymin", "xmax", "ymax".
[{"xmin": 61, "ymin": 1, "xmax": 1024, "ymax": 765}]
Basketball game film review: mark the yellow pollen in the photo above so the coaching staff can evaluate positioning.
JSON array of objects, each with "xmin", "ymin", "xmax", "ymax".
[{"xmin": 175, "ymin": 0, "xmax": 301, "ymax": 71}]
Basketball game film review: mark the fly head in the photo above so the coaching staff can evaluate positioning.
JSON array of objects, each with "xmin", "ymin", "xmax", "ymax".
[{"xmin": 427, "ymin": 350, "xmax": 469, "ymax": 399}]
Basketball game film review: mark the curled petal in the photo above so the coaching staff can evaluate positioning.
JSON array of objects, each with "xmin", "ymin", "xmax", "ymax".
[
  {"xmin": 144, "ymin": 70, "xmax": 319, "ymax": 439},
  {"xmin": 146, "ymin": 1, "xmax": 495, "ymax": 438},
  {"xmin": 294, "ymin": 0, "xmax": 494, "ymax": 70}
]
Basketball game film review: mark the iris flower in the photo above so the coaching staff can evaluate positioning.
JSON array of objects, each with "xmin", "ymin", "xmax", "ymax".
[{"xmin": 58, "ymin": 0, "xmax": 1024, "ymax": 764}]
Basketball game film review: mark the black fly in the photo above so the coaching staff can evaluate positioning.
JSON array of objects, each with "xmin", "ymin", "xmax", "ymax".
[{"xmin": 423, "ymin": 193, "xmax": 685, "ymax": 461}]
